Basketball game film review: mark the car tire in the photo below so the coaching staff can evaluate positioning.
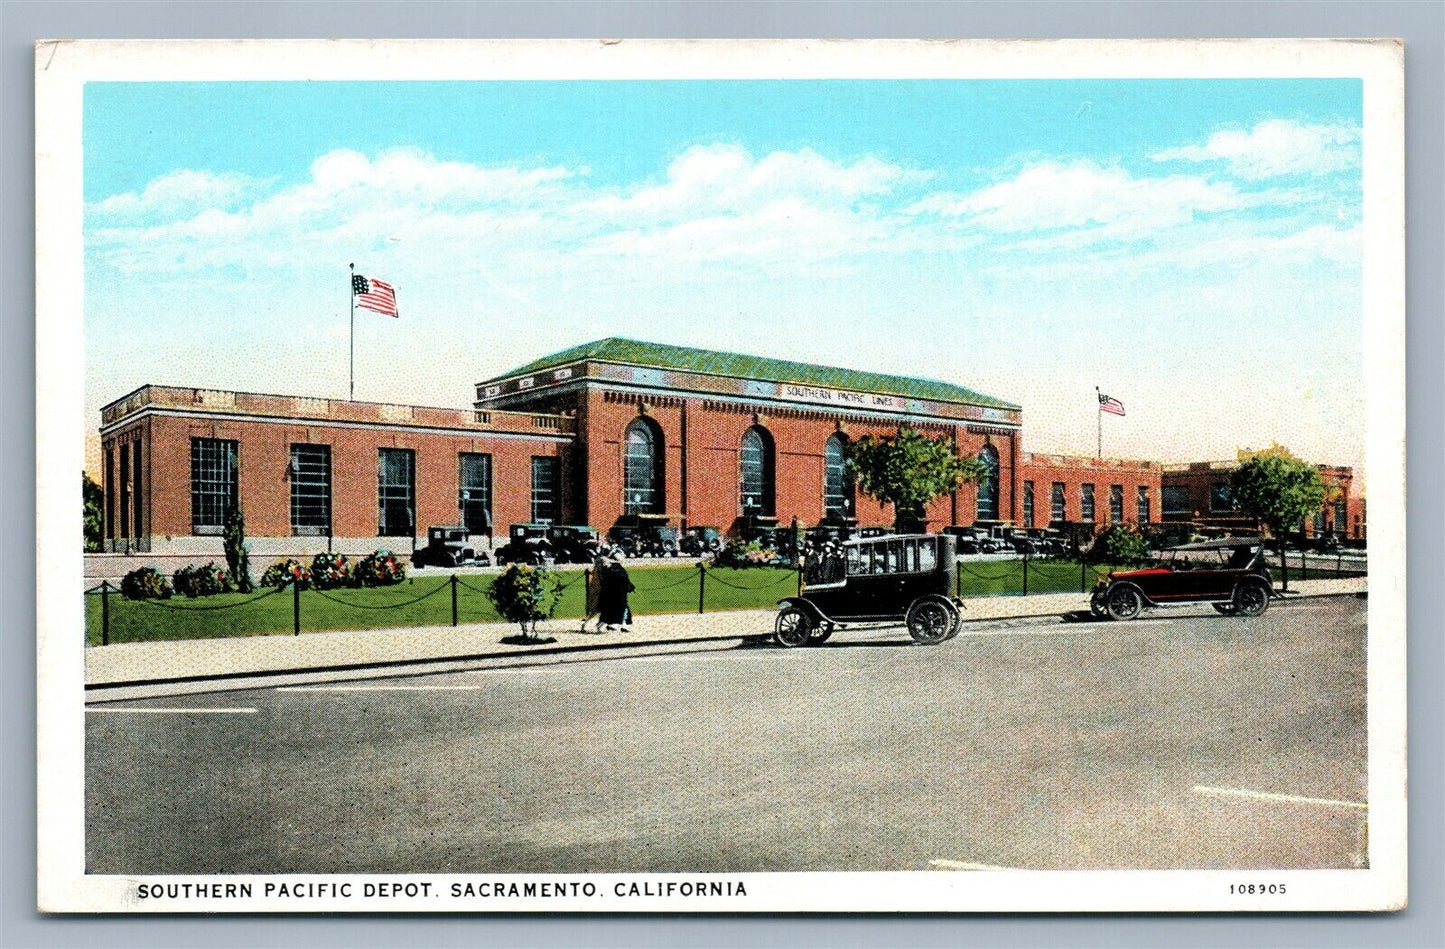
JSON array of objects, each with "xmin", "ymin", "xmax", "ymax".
[
  {"xmin": 1233, "ymin": 580, "xmax": 1271, "ymax": 617},
  {"xmin": 807, "ymin": 622, "xmax": 834, "ymax": 646},
  {"xmin": 906, "ymin": 596, "xmax": 955, "ymax": 645},
  {"xmin": 1105, "ymin": 585, "xmax": 1144, "ymax": 621},
  {"xmin": 1090, "ymin": 589, "xmax": 1109, "ymax": 618},
  {"xmin": 775, "ymin": 607, "xmax": 813, "ymax": 648}
]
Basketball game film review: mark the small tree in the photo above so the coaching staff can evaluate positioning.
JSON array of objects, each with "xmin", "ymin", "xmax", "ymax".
[
  {"xmin": 848, "ymin": 428, "xmax": 987, "ymax": 530},
  {"xmin": 487, "ymin": 563, "xmax": 561, "ymax": 640},
  {"xmin": 1087, "ymin": 524, "xmax": 1150, "ymax": 565},
  {"xmin": 83, "ymin": 471, "xmax": 104, "ymax": 552},
  {"xmin": 1230, "ymin": 453, "xmax": 1327, "ymax": 591},
  {"xmin": 223, "ymin": 505, "xmax": 254, "ymax": 593}
]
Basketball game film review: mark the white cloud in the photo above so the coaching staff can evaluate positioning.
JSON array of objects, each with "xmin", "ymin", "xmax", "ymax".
[
  {"xmin": 1151, "ymin": 119, "xmax": 1361, "ymax": 179},
  {"xmin": 910, "ymin": 159, "xmax": 1249, "ymax": 245},
  {"xmin": 89, "ymin": 169, "xmax": 265, "ymax": 218}
]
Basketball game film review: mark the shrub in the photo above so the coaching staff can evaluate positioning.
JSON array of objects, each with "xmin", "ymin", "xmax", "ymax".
[
  {"xmin": 119, "ymin": 566, "xmax": 171, "ymax": 600},
  {"xmin": 1087, "ymin": 525, "xmax": 1150, "ymax": 565},
  {"xmin": 355, "ymin": 549, "xmax": 406, "ymax": 587},
  {"xmin": 223, "ymin": 506, "xmax": 254, "ymax": 593},
  {"xmin": 486, "ymin": 563, "xmax": 560, "ymax": 638},
  {"xmin": 260, "ymin": 558, "xmax": 312, "ymax": 590},
  {"xmin": 712, "ymin": 539, "xmax": 777, "ymax": 569},
  {"xmin": 172, "ymin": 562, "xmax": 234, "ymax": 598},
  {"xmin": 310, "ymin": 552, "xmax": 352, "ymax": 590}
]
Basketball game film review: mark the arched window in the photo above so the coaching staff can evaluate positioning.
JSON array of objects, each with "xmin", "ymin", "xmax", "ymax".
[
  {"xmin": 976, "ymin": 444, "xmax": 1000, "ymax": 522},
  {"xmin": 823, "ymin": 433, "xmax": 853, "ymax": 520},
  {"xmin": 623, "ymin": 418, "xmax": 663, "ymax": 515},
  {"xmin": 739, "ymin": 426, "xmax": 775, "ymax": 517}
]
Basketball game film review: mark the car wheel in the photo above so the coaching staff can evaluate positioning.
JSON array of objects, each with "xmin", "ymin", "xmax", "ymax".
[
  {"xmin": 774, "ymin": 607, "xmax": 813, "ymax": 648},
  {"xmin": 1233, "ymin": 580, "xmax": 1271, "ymax": 617},
  {"xmin": 807, "ymin": 622, "xmax": 834, "ymax": 646},
  {"xmin": 1212, "ymin": 603, "xmax": 1238, "ymax": 615},
  {"xmin": 1105, "ymin": 585, "xmax": 1144, "ymax": 621},
  {"xmin": 905, "ymin": 597, "xmax": 954, "ymax": 645},
  {"xmin": 1090, "ymin": 589, "xmax": 1109, "ymax": 618}
]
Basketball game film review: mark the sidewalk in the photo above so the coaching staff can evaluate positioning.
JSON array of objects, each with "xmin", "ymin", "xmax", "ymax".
[{"xmin": 85, "ymin": 577, "xmax": 1366, "ymax": 691}]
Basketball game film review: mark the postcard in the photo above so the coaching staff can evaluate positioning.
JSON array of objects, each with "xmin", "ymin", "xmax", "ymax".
[{"xmin": 36, "ymin": 38, "xmax": 1406, "ymax": 913}]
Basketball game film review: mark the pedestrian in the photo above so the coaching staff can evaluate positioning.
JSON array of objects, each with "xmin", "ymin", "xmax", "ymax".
[
  {"xmin": 581, "ymin": 555, "xmax": 604, "ymax": 633},
  {"xmin": 599, "ymin": 556, "xmax": 634, "ymax": 632}
]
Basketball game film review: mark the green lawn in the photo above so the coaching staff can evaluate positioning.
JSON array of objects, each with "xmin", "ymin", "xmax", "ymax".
[{"xmin": 84, "ymin": 558, "xmax": 1365, "ymax": 645}]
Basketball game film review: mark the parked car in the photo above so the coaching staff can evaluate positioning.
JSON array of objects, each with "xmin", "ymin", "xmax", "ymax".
[
  {"xmin": 1090, "ymin": 537, "xmax": 1273, "ymax": 621},
  {"xmin": 494, "ymin": 523, "xmax": 555, "ymax": 566},
  {"xmin": 679, "ymin": 526, "xmax": 723, "ymax": 557},
  {"xmin": 774, "ymin": 533, "xmax": 964, "ymax": 647},
  {"xmin": 547, "ymin": 525, "xmax": 603, "ymax": 564},
  {"xmin": 410, "ymin": 525, "xmax": 479, "ymax": 569}
]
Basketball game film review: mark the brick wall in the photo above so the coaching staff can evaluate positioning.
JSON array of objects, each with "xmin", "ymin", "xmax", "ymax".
[{"xmin": 1016, "ymin": 453, "xmax": 1163, "ymax": 532}]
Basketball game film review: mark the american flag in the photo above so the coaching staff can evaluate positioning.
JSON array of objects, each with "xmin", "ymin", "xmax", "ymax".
[
  {"xmin": 352, "ymin": 274, "xmax": 399, "ymax": 317},
  {"xmin": 1098, "ymin": 392, "xmax": 1126, "ymax": 416}
]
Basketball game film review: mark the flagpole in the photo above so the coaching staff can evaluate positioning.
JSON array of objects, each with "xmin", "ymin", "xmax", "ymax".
[
  {"xmin": 349, "ymin": 262, "xmax": 355, "ymax": 401},
  {"xmin": 1095, "ymin": 387, "xmax": 1101, "ymax": 460}
]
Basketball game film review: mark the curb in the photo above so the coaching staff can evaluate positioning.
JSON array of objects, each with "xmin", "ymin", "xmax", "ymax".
[{"xmin": 84, "ymin": 589, "xmax": 1363, "ymax": 696}]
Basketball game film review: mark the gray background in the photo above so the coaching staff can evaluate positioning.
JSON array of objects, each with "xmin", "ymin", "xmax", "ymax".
[{"xmin": 2, "ymin": 1, "xmax": 1439, "ymax": 946}]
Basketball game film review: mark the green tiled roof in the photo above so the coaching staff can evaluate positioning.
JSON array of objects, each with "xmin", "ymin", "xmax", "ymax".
[{"xmin": 491, "ymin": 337, "xmax": 1019, "ymax": 409}]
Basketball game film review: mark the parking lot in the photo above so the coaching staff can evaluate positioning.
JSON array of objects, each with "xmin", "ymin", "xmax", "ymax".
[{"xmin": 86, "ymin": 596, "xmax": 1367, "ymax": 874}]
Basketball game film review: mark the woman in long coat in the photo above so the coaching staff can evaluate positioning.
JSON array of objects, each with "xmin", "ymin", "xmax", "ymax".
[{"xmin": 598, "ymin": 557, "xmax": 634, "ymax": 631}]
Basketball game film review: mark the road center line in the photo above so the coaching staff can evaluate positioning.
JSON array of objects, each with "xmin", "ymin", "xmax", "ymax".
[
  {"xmin": 930, "ymin": 859, "xmax": 1016, "ymax": 871},
  {"xmin": 277, "ymin": 685, "xmax": 487, "ymax": 692},
  {"xmin": 86, "ymin": 707, "xmax": 258, "ymax": 714},
  {"xmin": 1192, "ymin": 785, "xmax": 1368, "ymax": 810}
]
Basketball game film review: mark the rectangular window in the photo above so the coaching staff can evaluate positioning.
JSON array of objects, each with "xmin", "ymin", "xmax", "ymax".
[
  {"xmin": 531, "ymin": 456, "xmax": 559, "ymax": 524},
  {"xmin": 119, "ymin": 443, "xmax": 130, "ymax": 539},
  {"xmin": 103, "ymin": 447, "xmax": 114, "ymax": 542},
  {"xmin": 1137, "ymin": 486, "xmax": 1151, "ymax": 525},
  {"xmin": 459, "ymin": 453, "xmax": 493, "ymax": 535},
  {"xmin": 1314, "ymin": 509, "xmax": 1327, "ymax": 532},
  {"xmin": 1163, "ymin": 485, "xmax": 1190, "ymax": 518},
  {"xmin": 1210, "ymin": 482, "xmax": 1234, "ymax": 513},
  {"xmin": 1023, "ymin": 481, "xmax": 1035, "ymax": 527},
  {"xmin": 1051, "ymin": 482, "xmax": 1066, "ymax": 522},
  {"xmin": 378, "ymin": 448, "xmax": 415, "ymax": 537},
  {"xmin": 1334, "ymin": 498, "xmax": 1347, "ymax": 530},
  {"xmin": 289, "ymin": 444, "xmax": 331, "ymax": 536},
  {"xmin": 1081, "ymin": 484, "xmax": 1095, "ymax": 523},
  {"xmin": 1109, "ymin": 484, "xmax": 1124, "ymax": 524},
  {"xmin": 919, "ymin": 538, "xmax": 937, "ymax": 573},
  {"xmin": 190, "ymin": 438, "xmax": 237, "ymax": 534},
  {"xmin": 131, "ymin": 441, "xmax": 143, "ymax": 540}
]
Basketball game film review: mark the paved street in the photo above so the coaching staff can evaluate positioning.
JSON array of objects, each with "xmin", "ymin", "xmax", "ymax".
[{"xmin": 86, "ymin": 597, "xmax": 1367, "ymax": 874}]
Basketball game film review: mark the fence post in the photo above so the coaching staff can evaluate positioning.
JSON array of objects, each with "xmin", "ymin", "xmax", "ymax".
[
  {"xmin": 100, "ymin": 580, "xmax": 110, "ymax": 647},
  {"xmin": 1021, "ymin": 549, "xmax": 1029, "ymax": 597},
  {"xmin": 797, "ymin": 564, "xmax": 803, "ymax": 596},
  {"xmin": 293, "ymin": 579, "xmax": 301, "ymax": 636},
  {"xmin": 1080, "ymin": 557, "xmax": 1087, "ymax": 593},
  {"xmin": 450, "ymin": 574, "xmax": 459, "ymax": 627},
  {"xmin": 697, "ymin": 562, "xmax": 706, "ymax": 614}
]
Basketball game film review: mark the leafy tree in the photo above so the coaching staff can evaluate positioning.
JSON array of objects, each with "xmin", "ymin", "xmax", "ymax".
[
  {"xmin": 1230, "ymin": 453, "xmax": 1326, "ymax": 590},
  {"xmin": 83, "ymin": 471, "xmax": 104, "ymax": 552},
  {"xmin": 487, "ymin": 563, "xmax": 561, "ymax": 640},
  {"xmin": 847, "ymin": 428, "xmax": 988, "ymax": 530},
  {"xmin": 1088, "ymin": 524, "xmax": 1150, "ymax": 565},
  {"xmin": 223, "ymin": 505, "xmax": 254, "ymax": 593}
]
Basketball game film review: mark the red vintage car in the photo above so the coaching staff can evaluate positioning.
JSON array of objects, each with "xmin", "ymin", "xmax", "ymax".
[{"xmin": 1090, "ymin": 537, "xmax": 1273, "ymax": 621}]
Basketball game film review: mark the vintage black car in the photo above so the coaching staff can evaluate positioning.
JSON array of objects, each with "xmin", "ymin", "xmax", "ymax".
[
  {"xmin": 547, "ymin": 525, "xmax": 603, "ymax": 564},
  {"xmin": 494, "ymin": 523, "xmax": 555, "ymax": 566},
  {"xmin": 410, "ymin": 525, "xmax": 479, "ymax": 569},
  {"xmin": 609, "ymin": 524, "xmax": 679, "ymax": 558},
  {"xmin": 679, "ymin": 526, "xmax": 723, "ymax": 557},
  {"xmin": 774, "ymin": 533, "xmax": 964, "ymax": 647},
  {"xmin": 1090, "ymin": 537, "xmax": 1273, "ymax": 621}
]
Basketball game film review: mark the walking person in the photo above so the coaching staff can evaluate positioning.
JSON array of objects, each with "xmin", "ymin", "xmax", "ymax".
[
  {"xmin": 581, "ymin": 555, "xmax": 604, "ymax": 633},
  {"xmin": 598, "ymin": 555, "xmax": 635, "ymax": 632}
]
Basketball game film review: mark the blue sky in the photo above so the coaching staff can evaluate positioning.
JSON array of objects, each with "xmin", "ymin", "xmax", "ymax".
[{"xmin": 83, "ymin": 78, "xmax": 1364, "ymax": 477}]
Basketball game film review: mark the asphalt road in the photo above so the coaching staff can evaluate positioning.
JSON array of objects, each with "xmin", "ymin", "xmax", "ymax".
[{"xmin": 86, "ymin": 597, "xmax": 1367, "ymax": 874}]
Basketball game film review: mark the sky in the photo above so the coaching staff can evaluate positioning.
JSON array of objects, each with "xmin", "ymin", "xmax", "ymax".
[{"xmin": 83, "ymin": 79, "xmax": 1365, "ymax": 482}]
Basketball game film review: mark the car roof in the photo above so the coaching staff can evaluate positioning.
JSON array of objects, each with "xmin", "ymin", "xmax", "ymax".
[
  {"xmin": 844, "ymin": 533, "xmax": 938, "ymax": 547},
  {"xmin": 1165, "ymin": 537, "xmax": 1264, "ymax": 551}
]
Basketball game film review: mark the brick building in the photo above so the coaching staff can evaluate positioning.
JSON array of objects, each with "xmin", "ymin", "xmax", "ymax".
[
  {"xmin": 1160, "ymin": 458, "xmax": 1360, "ymax": 540},
  {"xmin": 98, "ymin": 338, "xmax": 1024, "ymax": 554},
  {"xmin": 1015, "ymin": 453, "xmax": 1162, "ymax": 532}
]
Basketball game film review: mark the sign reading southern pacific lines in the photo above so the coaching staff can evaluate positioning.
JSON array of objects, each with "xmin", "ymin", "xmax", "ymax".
[{"xmin": 781, "ymin": 383, "xmax": 908, "ymax": 412}]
